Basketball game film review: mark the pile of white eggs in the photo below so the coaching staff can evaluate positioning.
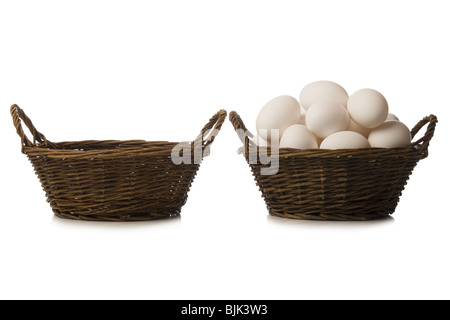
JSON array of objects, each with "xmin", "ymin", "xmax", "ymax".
[{"xmin": 255, "ymin": 81, "xmax": 412, "ymax": 150}]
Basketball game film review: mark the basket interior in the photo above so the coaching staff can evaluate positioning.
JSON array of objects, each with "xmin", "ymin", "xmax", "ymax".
[{"xmin": 42, "ymin": 140, "xmax": 180, "ymax": 151}]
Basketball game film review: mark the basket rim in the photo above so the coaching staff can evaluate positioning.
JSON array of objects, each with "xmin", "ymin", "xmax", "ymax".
[
  {"xmin": 244, "ymin": 144, "xmax": 421, "ymax": 158},
  {"xmin": 22, "ymin": 139, "xmax": 199, "ymax": 159}
]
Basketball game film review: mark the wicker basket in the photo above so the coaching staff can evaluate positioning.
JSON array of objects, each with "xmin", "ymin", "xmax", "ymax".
[
  {"xmin": 11, "ymin": 105, "xmax": 227, "ymax": 221},
  {"xmin": 229, "ymin": 111, "xmax": 437, "ymax": 221}
]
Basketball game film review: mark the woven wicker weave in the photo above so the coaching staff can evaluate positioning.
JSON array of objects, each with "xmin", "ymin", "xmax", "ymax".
[
  {"xmin": 230, "ymin": 111, "xmax": 437, "ymax": 221},
  {"xmin": 11, "ymin": 105, "xmax": 227, "ymax": 221}
]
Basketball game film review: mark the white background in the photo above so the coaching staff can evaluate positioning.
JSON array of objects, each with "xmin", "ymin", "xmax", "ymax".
[{"xmin": 0, "ymin": 0, "xmax": 449, "ymax": 300}]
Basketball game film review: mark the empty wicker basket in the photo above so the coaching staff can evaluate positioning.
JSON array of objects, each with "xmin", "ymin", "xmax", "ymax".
[
  {"xmin": 11, "ymin": 105, "xmax": 226, "ymax": 221},
  {"xmin": 229, "ymin": 111, "xmax": 437, "ymax": 221}
]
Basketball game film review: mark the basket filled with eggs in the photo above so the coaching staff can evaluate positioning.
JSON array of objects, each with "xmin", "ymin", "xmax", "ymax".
[
  {"xmin": 229, "ymin": 81, "xmax": 437, "ymax": 221},
  {"xmin": 10, "ymin": 105, "xmax": 227, "ymax": 221}
]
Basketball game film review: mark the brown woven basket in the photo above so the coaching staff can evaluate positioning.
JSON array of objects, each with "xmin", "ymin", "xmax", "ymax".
[
  {"xmin": 11, "ymin": 105, "xmax": 227, "ymax": 221},
  {"xmin": 229, "ymin": 111, "xmax": 437, "ymax": 221}
]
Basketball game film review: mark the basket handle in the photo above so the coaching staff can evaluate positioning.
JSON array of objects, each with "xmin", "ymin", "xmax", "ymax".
[
  {"xmin": 229, "ymin": 111, "xmax": 254, "ymax": 142},
  {"xmin": 10, "ymin": 104, "xmax": 55, "ymax": 153},
  {"xmin": 410, "ymin": 114, "xmax": 438, "ymax": 159},
  {"xmin": 195, "ymin": 109, "xmax": 227, "ymax": 152},
  {"xmin": 229, "ymin": 111, "xmax": 257, "ymax": 154}
]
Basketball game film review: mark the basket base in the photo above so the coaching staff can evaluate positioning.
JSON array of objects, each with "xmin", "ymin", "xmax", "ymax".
[
  {"xmin": 53, "ymin": 209, "xmax": 182, "ymax": 222},
  {"xmin": 268, "ymin": 210, "xmax": 393, "ymax": 221}
]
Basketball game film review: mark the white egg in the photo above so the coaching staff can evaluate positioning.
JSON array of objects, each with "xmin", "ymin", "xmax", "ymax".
[
  {"xmin": 299, "ymin": 80, "xmax": 349, "ymax": 110},
  {"xmin": 320, "ymin": 131, "xmax": 371, "ymax": 149},
  {"xmin": 252, "ymin": 134, "xmax": 269, "ymax": 147},
  {"xmin": 256, "ymin": 95, "xmax": 301, "ymax": 142},
  {"xmin": 347, "ymin": 88, "xmax": 389, "ymax": 128},
  {"xmin": 305, "ymin": 101, "xmax": 349, "ymax": 139},
  {"xmin": 368, "ymin": 121, "xmax": 411, "ymax": 148},
  {"xmin": 386, "ymin": 113, "xmax": 399, "ymax": 121},
  {"xmin": 280, "ymin": 124, "xmax": 318, "ymax": 149},
  {"xmin": 347, "ymin": 118, "xmax": 371, "ymax": 138}
]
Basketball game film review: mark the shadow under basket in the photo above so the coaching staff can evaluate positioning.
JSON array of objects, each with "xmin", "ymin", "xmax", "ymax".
[
  {"xmin": 229, "ymin": 111, "xmax": 437, "ymax": 221},
  {"xmin": 11, "ymin": 105, "xmax": 227, "ymax": 221}
]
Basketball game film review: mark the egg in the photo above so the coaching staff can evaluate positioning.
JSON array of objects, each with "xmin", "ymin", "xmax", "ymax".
[
  {"xmin": 299, "ymin": 80, "xmax": 349, "ymax": 110},
  {"xmin": 256, "ymin": 95, "xmax": 301, "ymax": 142},
  {"xmin": 347, "ymin": 88, "xmax": 389, "ymax": 128},
  {"xmin": 320, "ymin": 131, "xmax": 371, "ymax": 149},
  {"xmin": 347, "ymin": 118, "xmax": 371, "ymax": 138},
  {"xmin": 280, "ymin": 124, "xmax": 318, "ymax": 149},
  {"xmin": 252, "ymin": 134, "xmax": 269, "ymax": 147},
  {"xmin": 305, "ymin": 101, "xmax": 349, "ymax": 139},
  {"xmin": 368, "ymin": 121, "xmax": 411, "ymax": 148},
  {"xmin": 386, "ymin": 113, "xmax": 399, "ymax": 121}
]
